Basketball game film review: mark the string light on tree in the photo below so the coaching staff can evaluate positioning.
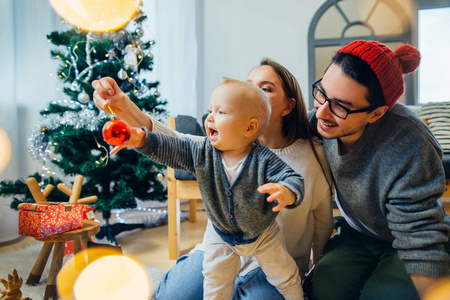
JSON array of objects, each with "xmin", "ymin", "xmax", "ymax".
[{"xmin": 156, "ymin": 173, "xmax": 165, "ymax": 182}]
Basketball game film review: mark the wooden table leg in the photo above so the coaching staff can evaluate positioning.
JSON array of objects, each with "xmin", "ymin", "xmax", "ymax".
[
  {"xmin": 73, "ymin": 239, "xmax": 89, "ymax": 274},
  {"xmin": 26, "ymin": 242, "xmax": 54, "ymax": 286},
  {"xmin": 81, "ymin": 237, "xmax": 89, "ymax": 250},
  {"xmin": 73, "ymin": 239, "xmax": 83, "ymax": 254},
  {"xmin": 44, "ymin": 241, "xmax": 64, "ymax": 300}
]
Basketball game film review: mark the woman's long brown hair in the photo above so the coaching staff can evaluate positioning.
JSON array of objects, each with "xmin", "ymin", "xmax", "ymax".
[{"xmin": 259, "ymin": 58, "xmax": 332, "ymax": 192}]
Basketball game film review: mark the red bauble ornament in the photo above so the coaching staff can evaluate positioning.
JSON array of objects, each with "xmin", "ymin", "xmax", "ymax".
[{"xmin": 102, "ymin": 119, "xmax": 131, "ymax": 146}]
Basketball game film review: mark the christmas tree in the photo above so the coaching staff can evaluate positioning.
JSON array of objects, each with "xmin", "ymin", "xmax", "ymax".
[{"xmin": 0, "ymin": 9, "xmax": 167, "ymax": 225}]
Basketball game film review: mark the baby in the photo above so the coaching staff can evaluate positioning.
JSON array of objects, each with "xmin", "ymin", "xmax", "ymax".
[{"xmin": 114, "ymin": 78, "xmax": 304, "ymax": 299}]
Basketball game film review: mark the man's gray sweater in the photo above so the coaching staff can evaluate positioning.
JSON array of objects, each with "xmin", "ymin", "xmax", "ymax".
[
  {"xmin": 138, "ymin": 129, "xmax": 304, "ymax": 243},
  {"xmin": 310, "ymin": 103, "xmax": 450, "ymax": 277}
]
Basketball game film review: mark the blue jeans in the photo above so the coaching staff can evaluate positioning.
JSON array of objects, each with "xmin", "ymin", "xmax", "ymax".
[{"xmin": 156, "ymin": 250, "xmax": 284, "ymax": 300}]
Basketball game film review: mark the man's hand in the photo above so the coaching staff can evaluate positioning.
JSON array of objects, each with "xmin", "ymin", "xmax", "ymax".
[
  {"xmin": 110, "ymin": 127, "xmax": 146, "ymax": 154},
  {"xmin": 257, "ymin": 183, "xmax": 295, "ymax": 212}
]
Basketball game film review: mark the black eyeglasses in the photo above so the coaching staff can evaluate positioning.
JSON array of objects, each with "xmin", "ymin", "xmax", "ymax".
[{"xmin": 312, "ymin": 79, "xmax": 379, "ymax": 120}]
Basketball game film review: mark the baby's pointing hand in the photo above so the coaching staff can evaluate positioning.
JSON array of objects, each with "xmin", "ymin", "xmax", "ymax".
[
  {"xmin": 110, "ymin": 127, "xmax": 146, "ymax": 155},
  {"xmin": 257, "ymin": 183, "xmax": 296, "ymax": 212}
]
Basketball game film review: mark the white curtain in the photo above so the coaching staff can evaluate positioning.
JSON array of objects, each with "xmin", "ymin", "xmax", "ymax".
[
  {"xmin": 142, "ymin": 0, "xmax": 201, "ymax": 120},
  {"xmin": 0, "ymin": 0, "xmax": 18, "ymax": 176},
  {"xmin": 0, "ymin": 0, "xmax": 19, "ymax": 243},
  {"xmin": 0, "ymin": 0, "xmax": 60, "ymax": 243}
]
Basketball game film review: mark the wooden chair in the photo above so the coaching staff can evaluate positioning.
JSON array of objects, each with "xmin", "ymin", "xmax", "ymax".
[{"xmin": 167, "ymin": 116, "xmax": 203, "ymax": 259}]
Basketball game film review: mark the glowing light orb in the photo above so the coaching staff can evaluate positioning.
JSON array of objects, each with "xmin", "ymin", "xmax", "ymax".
[
  {"xmin": 0, "ymin": 128, "xmax": 12, "ymax": 172},
  {"xmin": 57, "ymin": 248, "xmax": 151, "ymax": 300},
  {"xmin": 423, "ymin": 278, "xmax": 450, "ymax": 300},
  {"xmin": 49, "ymin": 0, "xmax": 141, "ymax": 32}
]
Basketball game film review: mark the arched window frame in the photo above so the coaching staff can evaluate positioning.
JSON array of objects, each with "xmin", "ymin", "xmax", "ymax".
[
  {"xmin": 308, "ymin": 0, "xmax": 413, "ymax": 108},
  {"xmin": 418, "ymin": 0, "xmax": 450, "ymax": 10}
]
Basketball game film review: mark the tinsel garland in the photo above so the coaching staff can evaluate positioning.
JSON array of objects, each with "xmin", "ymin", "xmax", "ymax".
[{"xmin": 28, "ymin": 100, "xmax": 107, "ymax": 161}]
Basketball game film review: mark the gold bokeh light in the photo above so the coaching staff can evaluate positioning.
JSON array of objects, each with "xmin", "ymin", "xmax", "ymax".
[
  {"xmin": 0, "ymin": 128, "xmax": 12, "ymax": 172},
  {"xmin": 49, "ymin": 0, "xmax": 141, "ymax": 32},
  {"xmin": 57, "ymin": 247, "xmax": 151, "ymax": 300}
]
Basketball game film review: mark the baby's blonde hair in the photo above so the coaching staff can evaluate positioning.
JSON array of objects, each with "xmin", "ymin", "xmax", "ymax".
[{"xmin": 218, "ymin": 78, "xmax": 271, "ymax": 137}]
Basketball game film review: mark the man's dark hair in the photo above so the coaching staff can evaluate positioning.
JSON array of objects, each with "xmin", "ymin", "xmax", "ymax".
[{"xmin": 332, "ymin": 52, "xmax": 386, "ymax": 107}]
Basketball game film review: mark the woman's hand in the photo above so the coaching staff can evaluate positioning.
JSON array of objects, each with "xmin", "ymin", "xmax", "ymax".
[
  {"xmin": 92, "ymin": 77, "xmax": 153, "ymax": 130},
  {"xmin": 92, "ymin": 77, "xmax": 130, "ymax": 116},
  {"xmin": 110, "ymin": 127, "xmax": 146, "ymax": 155},
  {"xmin": 257, "ymin": 183, "xmax": 296, "ymax": 212}
]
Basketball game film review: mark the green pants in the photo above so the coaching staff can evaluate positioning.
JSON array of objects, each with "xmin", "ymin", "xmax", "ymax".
[{"xmin": 312, "ymin": 217, "xmax": 420, "ymax": 300}]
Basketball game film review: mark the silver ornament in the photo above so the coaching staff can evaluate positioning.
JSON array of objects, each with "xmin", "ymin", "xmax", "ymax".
[
  {"xmin": 156, "ymin": 173, "xmax": 165, "ymax": 181},
  {"xmin": 117, "ymin": 69, "xmax": 128, "ymax": 80},
  {"xmin": 136, "ymin": 28, "xmax": 144, "ymax": 37},
  {"xmin": 124, "ymin": 45, "xmax": 138, "ymax": 72},
  {"xmin": 77, "ymin": 92, "xmax": 90, "ymax": 103}
]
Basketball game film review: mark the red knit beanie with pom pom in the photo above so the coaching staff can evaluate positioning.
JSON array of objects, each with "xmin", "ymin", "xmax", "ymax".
[{"xmin": 337, "ymin": 40, "xmax": 421, "ymax": 109}]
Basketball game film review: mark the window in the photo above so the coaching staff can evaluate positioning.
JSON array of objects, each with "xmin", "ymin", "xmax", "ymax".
[
  {"xmin": 418, "ymin": 5, "xmax": 450, "ymax": 103},
  {"xmin": 308, "ymin": 0, "xmax": 413, "ymax": 107}
]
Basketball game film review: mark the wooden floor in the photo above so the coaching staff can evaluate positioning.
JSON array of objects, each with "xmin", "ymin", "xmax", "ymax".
[{"xmin": 0, "ymin": 200, "xmax": 208, "ymax": 273}]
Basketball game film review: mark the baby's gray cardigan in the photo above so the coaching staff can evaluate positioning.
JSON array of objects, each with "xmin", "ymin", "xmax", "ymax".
[{"xmin": 138, "ymin": 129, "xmax": 304, "ymax": 242}]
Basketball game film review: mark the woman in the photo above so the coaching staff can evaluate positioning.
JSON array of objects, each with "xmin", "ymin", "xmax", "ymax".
[{"xmin": 92, "ymin": 58, "xmax": 333, "ymax": 299}]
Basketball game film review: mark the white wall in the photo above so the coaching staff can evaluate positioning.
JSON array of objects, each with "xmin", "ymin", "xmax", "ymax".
[
  {"xmin": 0, "ymin": 0, "xmax": 19, "ymax": 243},
  {"xmin": 142, "ymin": 0, "xmax": 202, "ymax": 119},
  {"xmin": 1, "ymin": 0, "xmax": 62, "ymax": 182},
  {"xmin": 201, "ymin": 0, "xmax": 324, "ymax": 113}
]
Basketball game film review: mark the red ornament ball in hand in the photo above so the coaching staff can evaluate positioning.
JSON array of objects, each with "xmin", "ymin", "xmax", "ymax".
[{"xmin": 102, "ymin": 119, "xmax": 131, "ymax": 146}]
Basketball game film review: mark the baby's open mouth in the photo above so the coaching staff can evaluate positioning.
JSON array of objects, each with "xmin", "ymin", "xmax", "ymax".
[{"xmin": 209, "ymin": 129, "xmax": 218, "ymax": 136}]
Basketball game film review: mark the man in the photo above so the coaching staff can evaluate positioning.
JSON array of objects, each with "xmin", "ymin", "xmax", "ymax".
[{"xmin": 310, "ymin": 40, "xmax": 450, "ymax": 300}]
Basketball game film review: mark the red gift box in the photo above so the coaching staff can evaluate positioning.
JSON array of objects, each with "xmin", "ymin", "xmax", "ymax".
[
  {"xmin": 64, "ymin": 205, "xmax": 96, "ymax": 256},
  {"xmin": 83, "ymin": 205, "xmax": 95, "ymax": 221},
  {"xmin": 18, "ymin": 203, "xmax": 84, "ymax": 239}
]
